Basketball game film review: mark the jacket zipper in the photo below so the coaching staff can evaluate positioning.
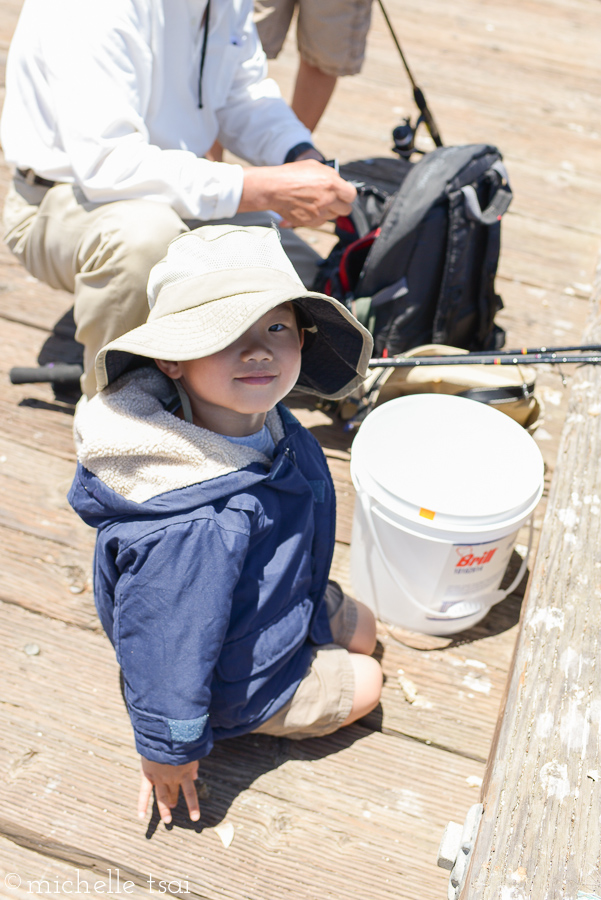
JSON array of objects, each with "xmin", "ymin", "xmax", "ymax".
[{"xmin": 268, "ymin": 445, "xmax": 296, "ymax": 480}]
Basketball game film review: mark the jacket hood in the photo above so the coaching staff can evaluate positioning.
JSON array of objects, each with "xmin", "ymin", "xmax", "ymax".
[{"xmin": 70, "ymin": 367, "xmax": 286, "ymax": 522}]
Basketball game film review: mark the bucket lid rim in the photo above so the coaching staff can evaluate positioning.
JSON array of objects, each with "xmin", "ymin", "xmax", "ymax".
[{"xmin": 350, "ymin": 394, "xmax": 545, "ymax": 524}]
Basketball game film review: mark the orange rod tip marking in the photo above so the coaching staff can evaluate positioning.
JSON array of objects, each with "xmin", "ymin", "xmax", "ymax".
[{"xmin": 419, "ymin": 508, "xmax": 436, "ymax": 520}]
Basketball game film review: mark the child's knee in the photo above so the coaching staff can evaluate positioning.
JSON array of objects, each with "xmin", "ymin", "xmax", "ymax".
[
  {"xmin": 360, "ymin": 654, "xmax": 383, "ymax": 702},
  {"xmin": 346, "ymin": 653, "xmax": 382, "ymax": 722}
]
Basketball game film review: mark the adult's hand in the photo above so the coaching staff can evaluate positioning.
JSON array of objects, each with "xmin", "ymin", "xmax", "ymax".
[{"xmin": 238, "ymin": 160, "xmax": 356, "ymax": 228}]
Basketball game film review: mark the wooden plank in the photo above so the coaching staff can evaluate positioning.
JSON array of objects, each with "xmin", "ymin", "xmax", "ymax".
[
  {"xmin": 0, "ymin": 434, "xmax": 83, "ymax": 546},
  {"xmin": 498, "ymin": 214, "xmax": 600, "ymax": 294},
  {"xmin": 0, "ymin": 252, "xmax": 74, "ymax": 334},
  {"xmin": 0, "ymin": 599, "xmax": 482, "ymax": 900},
  {"xmin": 497, "ymin": 161, "xmax": 601, "ymax": 239},
  {"xmin": 0, "ymin": 392, "xmax": 77, "ymax": 464},
  {"xmin": 461, "ymin": 258, "xmax": 601, "ymax": 898},
  {"xmin": 375, "ymin": 632, "xmax": 507, "ymax": 763},
  {"xmin": 0, "ymin": 837, "xmax": 150, "ymax": 900},
  {"xmin": 495, "ymin": 281, "xmax": 591, "ymax": 340},
  {"xmin": 0, "ymin": 526, "xmax": 97, "ymax": 630}
]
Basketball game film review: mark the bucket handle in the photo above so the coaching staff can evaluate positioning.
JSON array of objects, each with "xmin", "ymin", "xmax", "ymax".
[{"xmin": 358, "ymin": 492, "xmax": 534, "ymax": 622}]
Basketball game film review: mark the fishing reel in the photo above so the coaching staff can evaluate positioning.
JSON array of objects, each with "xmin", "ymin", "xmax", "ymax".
[{"xmin": 391, "ymin": 117, "xmax": 427, "ymax": 160}]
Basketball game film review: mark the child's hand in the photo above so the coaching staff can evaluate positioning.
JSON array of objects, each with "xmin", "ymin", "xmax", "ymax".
[{"xmin": 138, "ymin": 756, "xmax": 200, "ymax": 824}]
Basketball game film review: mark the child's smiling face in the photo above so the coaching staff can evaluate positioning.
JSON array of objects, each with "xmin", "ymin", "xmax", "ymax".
[{"xmin": 155, "ymin": 302, "xmax": 304, "ymax": 436}]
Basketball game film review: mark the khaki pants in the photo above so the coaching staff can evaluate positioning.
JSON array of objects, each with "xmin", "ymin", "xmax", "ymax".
[{"xmin": 3, "ymin": 175, "xmax": 322, "ymax": 397}]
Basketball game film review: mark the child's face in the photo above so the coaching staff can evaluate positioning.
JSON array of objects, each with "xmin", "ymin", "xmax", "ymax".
[{"xmin": 155, "ymin": 302, "xmax": 304, "ymax": 435}]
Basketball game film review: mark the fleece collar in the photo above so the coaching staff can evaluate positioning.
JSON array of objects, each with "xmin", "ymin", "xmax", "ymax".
[{"xmin": 73, "ymin": 367, "xmax": 285, "ymax": 504}]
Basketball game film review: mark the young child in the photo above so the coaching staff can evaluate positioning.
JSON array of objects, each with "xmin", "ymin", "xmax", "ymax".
[{"xmin": 68, "ymin": 224, "xmax": 382, "ymax": 825}]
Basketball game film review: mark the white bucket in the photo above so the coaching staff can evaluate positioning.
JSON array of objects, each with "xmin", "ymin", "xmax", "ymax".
[{"xmin": 350, "ymin": 394, "xmax": 545, "ymax": 635}]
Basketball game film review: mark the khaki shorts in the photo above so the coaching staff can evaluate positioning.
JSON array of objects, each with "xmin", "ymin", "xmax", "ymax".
[
  {"xmin": 254, "ymin": 0, "xmax": 373, "ymax": 77},
  {"xmin": 252, "ymin": 581, "xmax": 358, "ymax": 739}
]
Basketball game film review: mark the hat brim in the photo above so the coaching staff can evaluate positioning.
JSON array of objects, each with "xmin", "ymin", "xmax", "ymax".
[{"xmin": 96, "ymin": 281, "xmax": 373, "ymax": 400}]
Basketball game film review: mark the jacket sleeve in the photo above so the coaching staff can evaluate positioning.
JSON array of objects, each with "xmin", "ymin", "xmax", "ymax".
[
  {"xmin": 110, "ymin": 512, "xmax": 250, "ymax": 765},
  {"xmin": 215, "ymin": 3, "xmax": 313, "ymax": 167}
]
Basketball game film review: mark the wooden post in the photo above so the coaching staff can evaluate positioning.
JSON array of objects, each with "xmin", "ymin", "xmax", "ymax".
[{"xmin": 461, "ymin": 250, "xmax": 601, "ymax": 900}]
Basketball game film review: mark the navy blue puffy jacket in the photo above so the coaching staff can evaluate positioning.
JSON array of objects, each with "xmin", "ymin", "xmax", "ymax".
[{"xmin": 68, "ymin": 369, "xmax": 335, "ymax": 764}]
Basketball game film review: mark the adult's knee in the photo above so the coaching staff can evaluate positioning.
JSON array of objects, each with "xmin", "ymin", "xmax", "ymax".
[
  {"xmin": 74, "ymin": 202, "xmax": 187, "ymax": 397},
  {"xmin": 75, "ymin": 201, "xmax": 186, "ymax": 337},
  {"xmin": 91, "ymin": 201, "xmax": 186, "ymax": 283}
]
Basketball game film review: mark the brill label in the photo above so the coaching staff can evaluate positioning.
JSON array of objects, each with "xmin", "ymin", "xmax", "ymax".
[{"xmin": 434, "ymin": 534, "xmax": 516, "ymax": 610}]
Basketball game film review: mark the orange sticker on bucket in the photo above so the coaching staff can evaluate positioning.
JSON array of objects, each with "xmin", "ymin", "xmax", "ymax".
[{"xmin": 419, "ymin": 508, "xmax": 436, "ymax": 520}]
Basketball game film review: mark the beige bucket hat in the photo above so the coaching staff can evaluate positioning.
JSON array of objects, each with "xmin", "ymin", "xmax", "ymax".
[{"xmin": 96, "ymin": 224, "xmax": 373, "ymax": 400}]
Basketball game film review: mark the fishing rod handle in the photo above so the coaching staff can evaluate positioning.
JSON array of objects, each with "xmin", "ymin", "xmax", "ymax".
[
  {"xmin": 413, "ymin": 88, "xmax": 443, "ymax": 147},
  {"xmin": 9, "ymin": 364, "xmax": 83, "ymax": 385}
]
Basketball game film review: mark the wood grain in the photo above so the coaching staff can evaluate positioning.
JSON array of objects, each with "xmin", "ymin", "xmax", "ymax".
[
  {"xmin": 0, "ymin": 599, "xmax": 481, "ymax": 900},
  {"xmin": 462, "ymin": 258, "xmax": 601, "ymax": 898}
]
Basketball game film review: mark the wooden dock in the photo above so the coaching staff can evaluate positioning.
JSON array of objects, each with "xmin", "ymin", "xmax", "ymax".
[
  {"xmin": 0, "ymin": 0, "xmax": 600, "ymax": 898},
  {"xmin": 463, "ymin": 260, "xmax": 601, "ymax": 900}
]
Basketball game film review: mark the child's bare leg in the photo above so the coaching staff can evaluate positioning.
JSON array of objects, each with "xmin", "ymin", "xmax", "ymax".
[
  {"xmin": 339, "ymin": 600, "xmax": 381, "ymax": 726},
  {"xmin": 341, "ymin": 653, "xmax": 383, "ymax": 726},
  {"xmin": 347, "ymin": 599, "xmax": 377, "ymax": 655}
]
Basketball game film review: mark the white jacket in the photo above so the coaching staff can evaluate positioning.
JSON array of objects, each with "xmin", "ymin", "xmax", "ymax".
[{"xmin": 1, "ymin": 0, "xmax": 312, "ymax": 220}]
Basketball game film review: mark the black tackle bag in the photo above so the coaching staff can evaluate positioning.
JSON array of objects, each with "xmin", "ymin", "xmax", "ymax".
[{"xmin": 313, "ymin": 144, "xmax": 513, "ymax": 356}]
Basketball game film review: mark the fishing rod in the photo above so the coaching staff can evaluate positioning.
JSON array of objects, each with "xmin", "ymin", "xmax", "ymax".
[
  {"xmin": 368, "ymin": 353, "xmax": 601, "ymax": 368},
  {"xmin": 376, "ymin": 0, "xmax": 443, "ymax": 149},
  {"xmin": 474, "ymin": 343, "xmax": 601, "ymax": 357}
]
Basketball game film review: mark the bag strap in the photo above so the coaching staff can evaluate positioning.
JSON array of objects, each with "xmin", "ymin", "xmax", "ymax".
[
  {"xmin": 339, "ymin": 229, "xmax": 380, "ymax": 294},
  {"xmin": 460, "ymin": 161, "xmax": 512, "ymax": 226},
  {"xmin": 432, "ymin": 160, "xmax": 511, "ymax": 346},
  {"xmin": 457, "ymin": 384, "xmax": 534, "ymax": 404}
]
